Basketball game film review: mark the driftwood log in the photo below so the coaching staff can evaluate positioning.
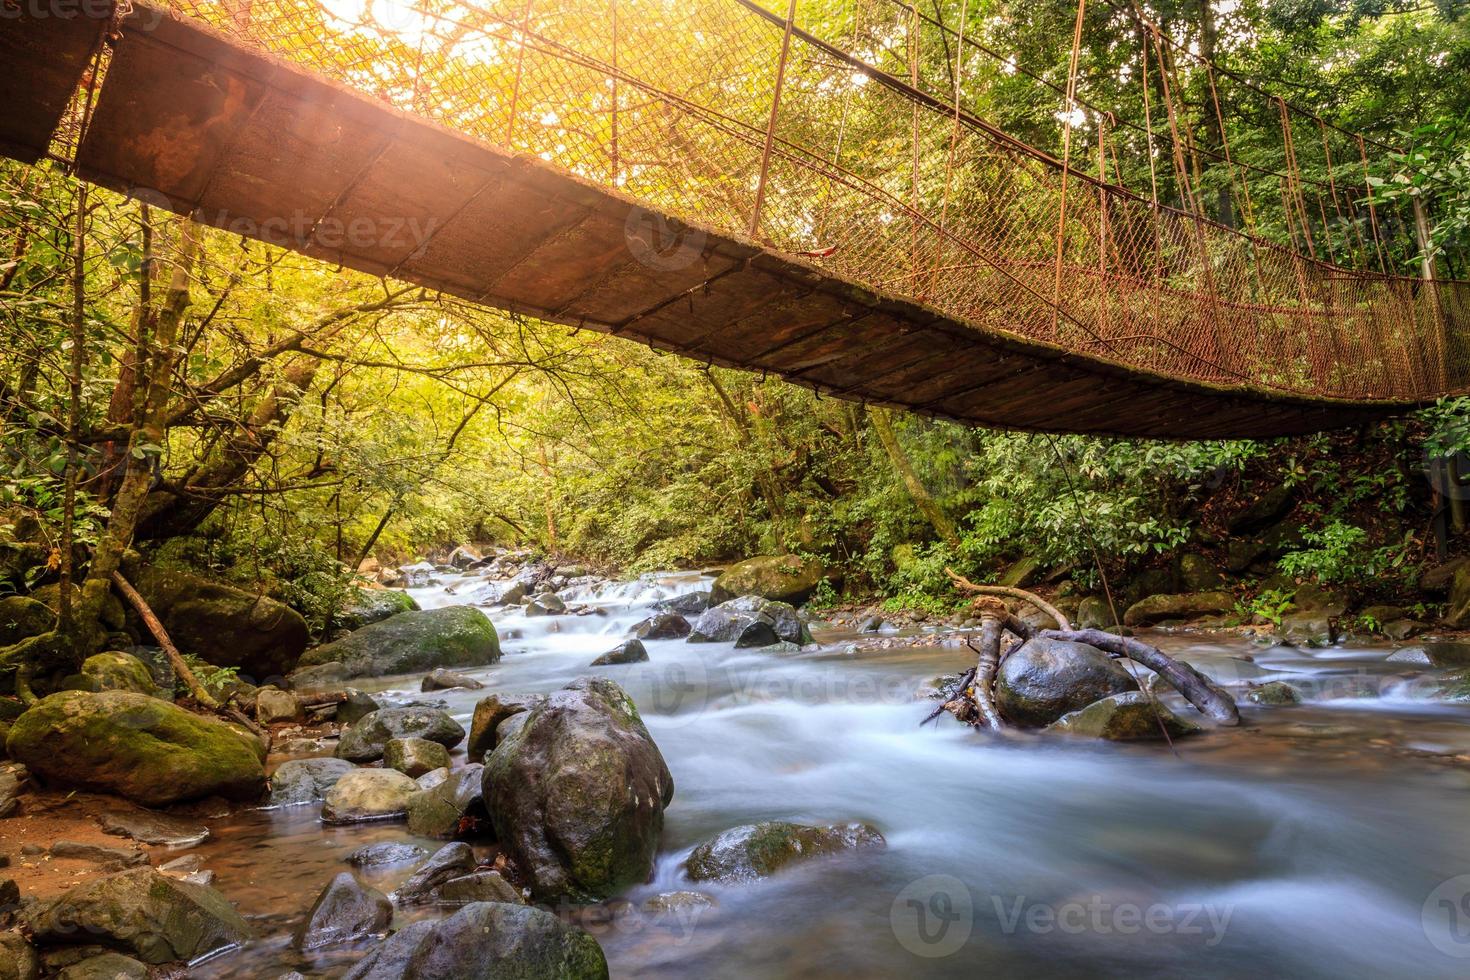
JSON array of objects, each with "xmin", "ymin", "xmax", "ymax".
[
  {"xmin": 1038, "ymin": 628, "xmax": 1240, "ymax": 726},
  {"xmin": 966, "ymin": 598, "xmax": 1008, "ymax": 731}
]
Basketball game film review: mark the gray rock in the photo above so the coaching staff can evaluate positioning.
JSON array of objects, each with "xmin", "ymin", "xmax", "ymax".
[
  {"xmin": 653, "ymin": 591, "xmax": 711, "ymax": 616},
  {"xmin": 321, "ymin": 769, "xmax": 419, "ymax": 825},
  {"xmin": 630, "ymin": 613, "xmax": 691, "ymax": 640},
  {"xmin": 686, "ymin": 821, "xmax": 884, "ymax": 883},
  {"xmin": 28, "ymin": 868, "xmax": 251, "ymax": 964},
  {"xmin": 344, "ymin": 902, "xmax": 607, "ymax": 980},
  {"xmin": 688, "ymin": 596, "xmax": 811, "ymax": 647},
  {"xmin": 393, "ymin": 842, "xmax": 475, "ymax": 905},
  {"xmin": 286, "ymin": 662, "xmax": 350, "ymax": 693},
  {"xmin": 1045, "ymin": 692, "xmax": 1202, "ymax": 740},
  {"xmin": 347, "ymin": 842, "xmax": 430, "ymax": 869},
  {"xmin": 406, "ymin": 765, "xmax": 486, "ymax": 838},
  {"xmin": 591, "ymin": 638, "xmax": 648, "ymax": 666},
  {"xmin": 336, "ymin": 691, "xmax": 380, "ymax": 726},
  {"xmin": 384, "ymin": 738, "xmax": 451, "ymax": 779},
  {"xmin": 293, "ymin": 872, "xmax": 392, "ymax": 950},
  {"xmin": 483, "ymin": 678, "xmax": 672, "ymax": 901},
  {"xmin": 1388, "ymin": 641, "xmax": 1470, "ymax": 667},
  {"xmin": 995, "ymin": 637, "xmax": 1139, "ymax": 727},
  {"xmin": 336, "ymin": 707, "xmax": 466, "ymax": 763},
  {"xmin": 420, "ymin": 669, "xmax": 484, "ymax": 692},
  {"xmin": 0, "ymin": 769, "xmax": 26, "ymax": 819},
  {"xmin": 269, "ymin": 758, "xmax": 355, "ymax": 807},
  {"xmin": 0, "ymin": 931, "xmax": 37, "ymax": 980}
]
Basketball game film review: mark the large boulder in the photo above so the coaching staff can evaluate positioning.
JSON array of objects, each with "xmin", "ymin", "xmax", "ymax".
[
  {"xmin": 293, "ymin": 872, "xmax": 392, "ymax": 950},
  {"xmin": 336, "ymin": 588, "xmax": 419, "ymax": 633},
  {"xmin": 1122, "ymin": 591, "xmax": 1234, "ymax": 627},
  {"xmin": 1045, "ymin": 692, "xmax": 1201, "ymax": 740},
  {"xmin": 994, "ymin": 637, "xmax": 1139, "ymax": 727},
  {"xmin": 336, "ymin": 706, "xmax": 465, "ymax": 763},
  {"xmin": 6, "ymin": 692, "xmax": 264, "ymax": 806},
  {"xmin": 467, "ymin": 693, "xmax": 544, "ymax": 760},
  {"xmin": 269, "ymin": 757, "xmax": 354, "ymax": 807},
  {"xmin": 321, "ymin": 768, "xmax": 419, "ymax": 824},
  {"xmin": 59, "ymin": 652, "xmax": 159, "ymax": 697},
  {"xmin": 482, "ymin": 678, "xmax": 673, "ymax": 901},
  {"xmin": 710, "ymin": 556, "xmax": 825, "ymax": 606},
  {"xmin": 344, "ymin": 902, "xmax": 607, "ymax": 980},
  {"xmin": 686, "ymin": 821, "xmax": 885, "ymax": 883},
  {"xmin": 298, "ymin": 606, "xmax": 500, "ymax": 681},
  {"xmin": 130, "ymin": 565, "xmax": 308, "ymax": 680},
  {"xmin": 688, "ymin": 596, "xmax": 811, "ymax": 648},
  {"xmin": 28, "ymin": 867, "xmax": 251, "ymax": 965}
]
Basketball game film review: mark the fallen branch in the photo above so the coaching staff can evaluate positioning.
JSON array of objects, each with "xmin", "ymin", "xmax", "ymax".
[
  {"xmin": 946, "ymin": 568, "xmax": 1071, "ymax": 630},
  {"xmin": 1039, "ymin": 627, "xmax": 1240, "ymax": 726},
  {"xmin": 966, "ymin": 598, "xmax": 1008, "ymax": 731},
  {"xmin": 921, "ymin": 667, "xmax": 975, "ymax": 726}
]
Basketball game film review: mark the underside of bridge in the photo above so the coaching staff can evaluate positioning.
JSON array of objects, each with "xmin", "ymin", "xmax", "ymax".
[{"xmin": 0, "ymin": 4, "xmax": 1446, "ymax": 439}]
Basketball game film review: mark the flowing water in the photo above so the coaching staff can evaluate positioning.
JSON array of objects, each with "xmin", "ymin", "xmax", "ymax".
[{"xmin": 192, "ymin": 569, "xmax": 1470, "ymax": 978}]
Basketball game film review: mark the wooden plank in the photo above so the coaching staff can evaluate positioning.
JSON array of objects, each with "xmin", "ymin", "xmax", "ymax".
[{"xmin": 0, "ymin": 7, "xmax": 105, "ymax": 162}]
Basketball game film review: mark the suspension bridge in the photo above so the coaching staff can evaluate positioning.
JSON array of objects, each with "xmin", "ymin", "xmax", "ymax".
[{"xmin": 3, "ymin": 0, "xmax": 1467, "ymax": 437}]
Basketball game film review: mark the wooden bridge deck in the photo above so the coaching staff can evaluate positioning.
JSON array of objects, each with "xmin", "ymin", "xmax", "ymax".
[{"xmin": 0, "ymin": 5, "xmax": 1430, "ymax": 438}]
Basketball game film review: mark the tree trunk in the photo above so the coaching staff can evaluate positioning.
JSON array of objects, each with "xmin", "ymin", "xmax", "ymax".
[{"xmin": 869, "ymin": 406, "xmax": 961, "ymax": 549}]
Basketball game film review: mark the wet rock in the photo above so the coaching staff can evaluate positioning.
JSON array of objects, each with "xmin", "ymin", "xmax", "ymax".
[
  {"xmin": 1122, "ymin": 591, "xmax": 1234, "ymax": 627},
  {"xmin": 855, "ymin": 615, "xmax": 883, "ymax": 633},
  {"xmin": 630, "ymin": 613, "xmax": 691, "ymax": 641},
  {"xmin": 496, "ymin": 712, "xmax": 531, "ymax": 744},
  {"xmin": 994, "ymin": 637, "xmax": 1139, "ymax": 727},
  {"xmin": 0, "ymin": 931, "xmax": 37, "ymax": 980},
  {"xmin": 298, "ymin": 607, "xmax": 501, "ymax": 682},
  {"xmin": 99, "ymin": 810, "xmax": 209, "ymax": 848},
  {"xmin": 1075, "ymin": 596, "xmax": 1113, "ymax": 630},
  {"xmin": 482, "ymin": 678, "xmax": 673, "ymax": 901},
  {"xmin": 29, "ymin": 867, "xmax": 251, "ymax": 965},
  {"xmin": 56, "ymin": 952, "xmax": 148, "ymax": 979},
  {"xmin": 525, "ymin": 592, "xmax": 566, "ymax": 617},
  {"xmin": 49, "ymin": 841, "xmax": 147, "ymax": 871},
  {"xmin": 397, "ymin": 562, "xmax": 437, "ymax": 588},
  {"xmin": 644, "ymin": 891, "xmax": 715, "ymax": 914},
  {"xmin": 591, "ymin": 638, "xmax": 648, "ymax": 666},
  {"xmin": 384, "ymin": 738, "xmax": 451, "ymax": 779},
  {"xmin": 5, "ymin": 692, "xmax": 265, "ymax": 807},
  {"xmin": 345, "ymin": 902, "xmax": 607, "ymax": 980},
  {"xmin": 285, "ymin": 662, "xmax": 350, "ymax": 693},
  {"xmin": 1382, "ymin": 619, "xmax": 1428, "ymax": 641},
  {"xmin": 685, "ymin": 821, "xmax": 884, "ymax": 883},
  {"xmin": 415, "ymin": 768, "xmax": 450, "ymax": 793},
  {"xmin": 336, "ymin": 707, "xmax": 466, "ymax": 763},
  {"xmin": 495, "ymin": 581, "xmax": 528, "ymax": 606},
  {"xmin": 432, "ymin": 871, "xmax": 522, "ymax": 906},
  {"xmin": 59, "ymin": 653, "xmax": 159, "ymax": 698},
  {"xmin": 255, "ymin": 687, "xmax": 302, "ymax": 725},
  {"xmin": 293, "ymin": 872, "xmax": 392, "ymax": 950},
  {"xmin": 1045, "ymin": 692, "xmax": 1201, "ymax": 740},
  {"xmin": 336, "ymin": 588, "xmax": 419, "ymax": 633},
  {"xmin": 336, "ymin": 691, "xmax": 380, "ymax": 726},
  {"xmin": 420, "ymin": 669, "xmax": 484, "ymax": 692},
  {"xmin": 393, "ymin": 842, "xmax": 475, "ymax": 905},
  {"xmin": 321, "ymin": 769, "xmax": 419, "ymax": 824},
  {"xmin": 688, "ymin": 596, "xmax": 810, "ymax": 648},
  {"xmin": 347, "ymin": 842, "xmax": 429, "ymax": 869},
  {"xmin": 406, "ymin": 765, "xmax": 486, "ymax": 838},
  {"xmin": 1245, "ymin": 681, "xmax": 1303, "ymax": 705},
  {"xmin": 129, "ymin": 565, "xmax": 308, "ymax": 679},
  {"xmin": 710, "ymin": 556, "xmax": 825, "ymax": 607},
  {"xmin": 466, "ymin": 693, "xmax": 544, "ymax": 760},
  {"xmin": 269, "ymin": 758, "xmax": 355, "ymax": 807},
  {"xmin": 1388, "ymin": 641, "xmax": 1470, "ymax": 668},
  {"xmin": 654, "ymin": 591, "xmax": 711, "ymax": 616}
]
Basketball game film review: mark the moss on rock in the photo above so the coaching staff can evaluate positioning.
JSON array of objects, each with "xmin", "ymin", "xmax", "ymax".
[
  {"xmin": 299, "ymin": 606, "xmax": 500, "ymax": 681},
  {"xmin": 709, "ymin": 555, "xmax": 826, "ymax": 606}
]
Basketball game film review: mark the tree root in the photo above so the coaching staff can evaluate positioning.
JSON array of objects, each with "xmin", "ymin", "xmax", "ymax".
[
  {"xmin": 945, "ymin": 568, "xmax": 1071, "ymax": 630},
  {"xmin": 1039, "ymin": 627, "xmax": 1240, "ymax": 726}
]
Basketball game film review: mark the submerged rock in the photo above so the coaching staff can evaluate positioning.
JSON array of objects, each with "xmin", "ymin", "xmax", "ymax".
[
  {"xmin": 1045, "ymin": 692, "xmax": 1201, "ymax": 740},
  {"xmin": 321, "ymin": 769, "xmax": 419, "ymax": 825},
  {"xmin": 631, "ymin": 613, "xmax": 691, "ymax": 640},
  {"xmin": 467, "ymin": 693, "xmax": 544, "ymax": 760},
  {"xmin": 29, "ymin": 867, "xmax": 251, "ymax": 965},
  {"xmin": 591, "ymin": 638, "xmax": 648, "ymax": 666},
  {"xmin": 344, "ymin": 902, "xmax": 607, "ymax": 980},
  {"xmin": 525, "ymin": 592, "xmax": 567, "ymax": 617},
  {"xmin": 6, "ymin": 692, "xmax": 265, "ymax": 807},
  {"xmin": 298, "ymin": 606, "xmax": 500, "ymax": 681},
  {"xmin": 688, "ymin": 596, "xmax": 810, "ymax": 647},
  {"xmin": 49, "ymin": 840, "xmax": 147, "ymax": 871},
  {"xmin": 99, "ymin": 810, "xmax": 209, "ymax": 848},
  {"xmin": 994, "ymin": 637, "xmax": 1139, "ymax": 727},
  {"xmin": 710, "ymin": 556, "xmax": 825, "ymax": 606},
  {"xmin": 336, "ymin": 706, "xmax": 466, "ymax": 763},
  {"xmin": 293, "ymin": 872, "xmax": 392, "ymax": 950},
  {"xmin": 347, "ymin": 841, "xmax": 429, "ymax": 869},
  {"xmin": 1244, "ymin": 681, "xmax": 1303, "ymax": 705},
  {"xmin": 269, "ymin": 758, "xmax": 355, "ymax": 807},
  {"xmin": 685, "ymin": 821, "xmax": 884, "ymax": 883},
  {"xmin": 384, "ymin": 738, "xmax": 451, "ymax": 779},
  {"xmin": 482, "ymin": 678, "xmax": 673, "ymax": 901}
]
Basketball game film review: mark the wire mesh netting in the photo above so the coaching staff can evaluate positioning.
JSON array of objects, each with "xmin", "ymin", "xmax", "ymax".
[{"xmin": 158, "ymin": 0, "xmax": 1469, "ymax": 402}]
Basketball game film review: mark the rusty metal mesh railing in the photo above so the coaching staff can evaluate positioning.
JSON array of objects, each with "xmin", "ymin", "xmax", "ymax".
[{"xmin": 157, "ymin": 0, "xmax": 1470, "ymax": 401}]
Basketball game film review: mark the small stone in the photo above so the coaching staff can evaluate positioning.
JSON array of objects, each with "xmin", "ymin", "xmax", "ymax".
[
  {"xmin": 591, "ymin": 638, "xmax": 648, "ymax": 666},
  {"xmin": 420, "ymin": 669, "xmax": 485, "ymax": 692},
  {"xmin": 1046, "ymin": 692, "xmax": 1202, "ymax": 740},
  {"xmin": 630, "ymin": 614, "xmax": 691, "ymax": 640},
  {"xmin": 100, "ymin": 810, "xmax": 209, "ymax": 848},
  {"xmin": 431, "ymin": 870, "xmax": 522, "ymax": 905},
  {"xmin": 269, "ymin": 758, "xmax": 355, "ymax": 808},
  {"xmin": 1245, "ymin": 681, "xmax": 1303, "ymax": 705},
  {"xmin": 56, "ymin": 952, "xmax": 149, "ymax": 980},
  {"xmin": 686, "ymin": 822, "xmax": 884, "ymax": 883},
  {"xmin": 335, "ymin": 707, "xmax": 465, "ymax": 763},
  {"xmin": 255, "ymin": 688, "xmax": 303, "ymax": 725}
]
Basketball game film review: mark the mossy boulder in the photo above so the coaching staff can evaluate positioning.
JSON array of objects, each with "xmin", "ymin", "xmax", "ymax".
[
  {"xmin": 685, "ymin": 821, "xmax": 885, "ymax": 883},
  {"xmin": 1179, "ymin": 554, "xmax": 1225, "ymax": 591},
  {"xmin": 55, "ymin": 953, "xmax": 147, "ymax": 980},
  {"xmin": 343, "ymin": 902, "xmax": 607, "ymax": 980},
  {"xmin": 298, "ymin": 606, "xmax": 500, "ymax": 681},
  {"xmin": 0, "ymin": 597, "xmax": 53, "ymax": 647},
  {"xmin": 336, "ymin": 587, "xmax": 419, "ymax": 633},
  {"xmin": 28, "ymin": 867, "xmax": 251, "ymax": 965},
  {"xmin": 709, "ymin": 555, "xmax": 826, "ymax": 607},
  {"xmin": 995, "ymin": 637, "xmax": 1139, "ymax": 727},
  {"xmin": 1122, "ymin": 591, "xmax": 1234, "ymax": 627},
  {"xmin": 6, "ymin": 691, "xmax": 265, "ymax": 806},
  {"xmin": 59, "ymin": 653, "xmax": 160, "ymax": 697},
  {"xmin": 482, "ymin": 678, "xmax": 673, "ymax": 902},
  {"xmin": 1045, "ymin": 692, "xmax": 1201, "ymax": 740},
  {"xmin": 336, "ymin": 706, "xmax": 465, "ymax": 763},
  {"xmin": 130, "ymin": 565, "xmax": 308, "ymax": 680}
]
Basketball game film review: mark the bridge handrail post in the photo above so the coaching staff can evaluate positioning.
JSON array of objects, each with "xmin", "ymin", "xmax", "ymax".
[{"xmin": 747, "ymin": 0, "xmax": 799, "ymax": 241}]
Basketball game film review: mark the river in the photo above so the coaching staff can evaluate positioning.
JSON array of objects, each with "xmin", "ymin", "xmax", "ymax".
[{"xmin": 191, "ymin": 567, "xmax": 1470, "ymax": 978}]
